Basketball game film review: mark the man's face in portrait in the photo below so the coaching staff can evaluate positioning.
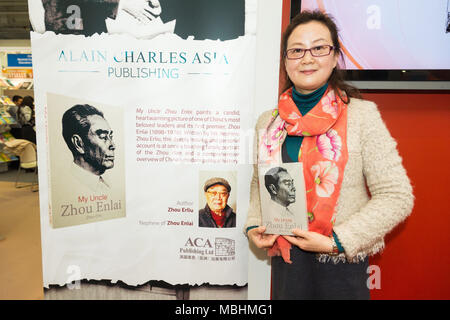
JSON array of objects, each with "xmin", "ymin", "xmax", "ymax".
[
  {"xmin": 205, "ymin": 184, "xmax": 229, "ymax": 212},
  {"xmin": 274, "ymin": 171, "xmax": 296, "ymax": 207},
  {"xmin": 83, "ymin": 114, "xmax": 115, "ymax": 173}
]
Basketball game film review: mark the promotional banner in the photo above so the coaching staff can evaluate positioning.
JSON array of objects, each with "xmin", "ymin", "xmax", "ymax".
[{"xmin": 29, "ymin": 0, "xmax": 258, "ymax": 287}]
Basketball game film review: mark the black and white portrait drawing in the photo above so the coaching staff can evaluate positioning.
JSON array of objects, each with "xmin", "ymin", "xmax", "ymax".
[
  {"xmin": 62, "ymin": 104, "xmax": 116, "ymax": 192},
  {"xmin": 47, "ymin": 93, "xmax": 126, "ymax": 228},
  {"xmin": 258, "ymin": 163, "xmax": 308, "ymax": 235},
  {"xmin": 264, "ymin": 166, "xmax": 297, "ymax": 217}
]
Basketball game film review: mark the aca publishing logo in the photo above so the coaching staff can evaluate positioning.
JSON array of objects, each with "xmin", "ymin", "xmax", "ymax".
[
  {"xmin": 214, "ymin": 238, "xmax": 235, "ymax": 256},
  {"xmin": 180, "ymin": 237, "xmax": 235, "ymax": 262}
]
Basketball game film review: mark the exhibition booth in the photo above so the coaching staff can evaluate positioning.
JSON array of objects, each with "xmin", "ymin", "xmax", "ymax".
[{"xmin": 0, "ymin": 0, "xmax": 449, "ymax": 301}]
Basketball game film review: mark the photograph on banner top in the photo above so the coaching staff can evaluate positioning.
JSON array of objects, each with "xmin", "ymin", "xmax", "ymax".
[
  {"xmin": 46, "ymin": 92, "xmax": 126, "ymax": 228},
  {"xmin": 258, "ymin": 162, "xmax": 308, "ymax": 236},
  {"xmin": 28, "ymin": 0, "xmax": 248, "ymax": 40}
]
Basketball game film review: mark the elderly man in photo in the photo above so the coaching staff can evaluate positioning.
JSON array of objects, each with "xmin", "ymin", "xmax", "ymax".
[
  {"xmin": 264, "ymin": 167, "xmax": 296, "ymax": 217},
  {"xmin": 62, "ymin": 104, "xmax": 115, "ymax": 192},
  {"xmin": 199, "ymin": 177, "xmax": 236, "ymax": 228}
]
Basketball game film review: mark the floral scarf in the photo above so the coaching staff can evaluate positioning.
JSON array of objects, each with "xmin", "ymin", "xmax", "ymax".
[{"xmin": 259, "ymin": 87, "xmax": 348, "ymax": 263}]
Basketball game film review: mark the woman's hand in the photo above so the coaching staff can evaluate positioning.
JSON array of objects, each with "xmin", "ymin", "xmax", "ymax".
[
  {"xmin": 248, "ymin": 226, "xmax": 278, "ymax": 249},
  {"xmin": 284, "ymin": 229, "xmax": 333, "ymax": 253}
]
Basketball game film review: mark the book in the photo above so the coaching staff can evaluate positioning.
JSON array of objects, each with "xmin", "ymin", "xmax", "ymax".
[
  {"xmin": 0, "ymin": 132, "xmax": 19, "ymax": 162},
  {"xmin": 46, "ymin": 93, "xmax": 126, "ymax": 228},
  {"xmin": 0, "ymin": 109, "xmax": 17, "ymax": 125},
  {"xmin": 258, "ymin": 162, "xmax": 308, "ymax": 235},
  {"xmin": 1, "ymin": 96, "xmax": 14, "ymax": 106}
]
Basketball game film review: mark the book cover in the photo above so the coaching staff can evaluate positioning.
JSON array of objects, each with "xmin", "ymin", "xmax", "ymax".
[
  {"xmin": 0, "ymin": 132, "xmax": 18, "ymax": 162},
  {"xmin": 1, "ymin": 96, "xmax": 14, "ymax": 106},
  {"xmin": 46, "ymin": 93, "xmax": 126, "ymax": 228},
  {"xmin": 258, "ymin": 162, "xmax": 308, "ymax": 235}
]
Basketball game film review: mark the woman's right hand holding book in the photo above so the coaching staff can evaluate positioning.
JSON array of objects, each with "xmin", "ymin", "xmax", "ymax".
[{"xmin": 248, "ymin": 226, "xmax": 278, "ymax": 249}]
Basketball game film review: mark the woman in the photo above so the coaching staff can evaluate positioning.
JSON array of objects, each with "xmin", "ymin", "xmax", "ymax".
[
  {"xmin": 18, "ymin": 96, "xmax": 36, "ymax": 144},
  {"xmin": 245, "ymin": 10, "xmax": 414, "ymax": 300},
  {"xmin": 8, "ymin": 95, "xmax": 23, "ymax": 139}
]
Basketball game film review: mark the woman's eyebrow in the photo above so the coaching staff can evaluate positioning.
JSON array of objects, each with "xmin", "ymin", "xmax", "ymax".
[{"xmin": 289, "ymin": 38, "xmax": 328, "ymax": 47}]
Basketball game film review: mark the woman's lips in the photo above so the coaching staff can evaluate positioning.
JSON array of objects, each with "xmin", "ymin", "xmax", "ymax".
[{"xmin": 301, "ymin": 70, "xmax": 316, "ymax": 75}]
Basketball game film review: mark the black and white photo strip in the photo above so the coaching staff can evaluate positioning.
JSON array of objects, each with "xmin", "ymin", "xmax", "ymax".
[{"xmin": 28, "ymin": 0, "xmax": 251, "ymax": 40}]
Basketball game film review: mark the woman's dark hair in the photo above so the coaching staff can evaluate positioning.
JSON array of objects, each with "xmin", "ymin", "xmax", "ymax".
[
  {"xmin": 280, "ymin": 10, "xmax": 361, "ymax": 102},
  {"xmin": 20, "ymin": 95, "xmax": 35, "ymax": 108},
  {"xmin": 12, "ymin": 95, "xmax": 23, "ymax": 103}
]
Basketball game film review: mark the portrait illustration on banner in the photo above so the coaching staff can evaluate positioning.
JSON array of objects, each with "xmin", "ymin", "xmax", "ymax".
[{"xmin": 47, "ymin": 93, "xmax": 126, "ymax": 228}]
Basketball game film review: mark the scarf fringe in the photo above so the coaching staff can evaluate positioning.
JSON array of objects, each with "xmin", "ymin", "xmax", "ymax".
[{"xmin": 315, "ymin": 241, "xmax": 385, "ymax": 264}]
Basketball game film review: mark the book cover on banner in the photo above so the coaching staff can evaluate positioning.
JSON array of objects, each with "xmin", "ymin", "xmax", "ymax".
[
  {"xmin": 258, "ymin": 162, "xmax": 308, "ymax": 235},
  {"xmin": 46, "ymin": 93, "xmax": 126, "ymax": 228}
]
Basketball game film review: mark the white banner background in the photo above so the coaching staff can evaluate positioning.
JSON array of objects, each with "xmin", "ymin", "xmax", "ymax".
[
  {"xmin": 30, "ymin": 1, "xmax": 283, "ymax": 295},
  {"xmin": 32, "ymin": 29, "xmax": 256, "ymax": 286}
]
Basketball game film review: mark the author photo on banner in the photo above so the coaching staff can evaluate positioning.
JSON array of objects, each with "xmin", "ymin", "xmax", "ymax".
[
  {"xmin": 47, "ymin": 93, "xmax": 126, "ymax": 228},
  {"xmin": 258, "ymin": 163, "xmax": 308, "ymax": 235},
  {"xmin": 198, "ymin": 171, "xmax": 237, "ymax": 229}
]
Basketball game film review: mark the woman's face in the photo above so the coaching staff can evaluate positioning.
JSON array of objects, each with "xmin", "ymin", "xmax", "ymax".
[{"xmin": 284, "ymin": 21, "xmax": 338, "ymax": 94}]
